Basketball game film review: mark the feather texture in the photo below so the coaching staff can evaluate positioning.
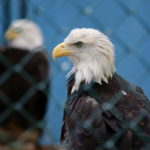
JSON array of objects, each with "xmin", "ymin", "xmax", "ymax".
[
  {"xmin": 0, "ymin": 47, "xmax": 50, "ymax": 148},
  {"xmin": 61, "ymin": 73, "xmax": 150, "ymax": 150}
]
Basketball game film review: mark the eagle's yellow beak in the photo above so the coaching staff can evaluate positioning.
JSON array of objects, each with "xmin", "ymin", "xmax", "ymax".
[
  {"xmin": 52, "ymin": 42, "xmax": 75, "ymax": 59},
  {"xmin": 5, "ymin": 28, "xmax": 19, "ymax": 40}
]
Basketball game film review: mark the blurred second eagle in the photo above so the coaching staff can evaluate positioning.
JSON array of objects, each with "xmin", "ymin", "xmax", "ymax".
[{"xmin": 0, "ymin": 19, "xmax": 50, "ymax": 149}]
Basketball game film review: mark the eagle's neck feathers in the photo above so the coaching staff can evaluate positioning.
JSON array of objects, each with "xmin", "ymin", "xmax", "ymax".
[
  {"xmin": 68, "ymin": 52, "xmax": 116, "ymax": 93},
  {"xmin": 9, "ymin": 36, "xmax": 43, "ymax": 50}
]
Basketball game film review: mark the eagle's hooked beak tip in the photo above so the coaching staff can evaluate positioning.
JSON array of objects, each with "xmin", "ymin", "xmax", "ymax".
[
  {"xmin": 52, "ymin": 42, "xmax": 75, "ymax": 60},
  {"xmin": 5, "ymin": 28, "xmax": 19, "ymax": 40},
  {"xmin": 52, "ymin": 55, "xmax": 56, "ymax": 61}
]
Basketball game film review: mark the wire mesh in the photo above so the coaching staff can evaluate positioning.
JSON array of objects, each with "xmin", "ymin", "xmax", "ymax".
[{"xmin": 0, "ymin": 0, "xmax": 150, "ymax": 149}]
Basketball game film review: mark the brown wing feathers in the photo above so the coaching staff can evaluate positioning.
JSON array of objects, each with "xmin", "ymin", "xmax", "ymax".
[
  {"xmin": 0, "ymin": 47, "xmax": 50, "ymax": 148},
  {"xmin": 61, "ymin": 73, "xmax": 150, "ymax": 150}
]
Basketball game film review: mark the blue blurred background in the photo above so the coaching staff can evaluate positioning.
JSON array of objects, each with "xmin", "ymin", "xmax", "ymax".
[{"xmin": 0, "ymin": 0, "xmax": 150, "ymax": 146}]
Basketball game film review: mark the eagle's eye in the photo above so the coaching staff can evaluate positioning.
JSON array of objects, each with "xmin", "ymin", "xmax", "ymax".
[
  {"xmin": 14, "ymin": 27, "xmax": 22, "ymax": 33},
  {"xmin": 74, "ymin": 41, "xmax": 83, "ymax": 48}
]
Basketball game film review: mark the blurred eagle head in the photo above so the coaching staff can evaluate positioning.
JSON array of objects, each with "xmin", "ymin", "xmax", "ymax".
[{"xmin": 5, "ymin": 19, "xmax": 44, "ymax": 50}]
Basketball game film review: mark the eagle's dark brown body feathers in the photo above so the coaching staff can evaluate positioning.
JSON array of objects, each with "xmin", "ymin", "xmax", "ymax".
[
  {"xmin": 61, "ymin": 73, "xmax": 150, "ymax": 150},
  {"xmin": 0, "ymin": 47, "xmax": 50, "ymax": 148}
]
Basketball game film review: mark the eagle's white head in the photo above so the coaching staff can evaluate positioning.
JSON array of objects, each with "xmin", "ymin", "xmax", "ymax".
[
  {"xmin": 5, "ymin": 19, "xmax": 43, "ymax": 50},
  {"xmin": 52, "ymin": 28, "xmax": 116, "ymax": 93}
]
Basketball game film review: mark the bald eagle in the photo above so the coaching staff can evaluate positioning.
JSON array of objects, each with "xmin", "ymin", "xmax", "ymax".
[
  {"xmin": 52, "ymin": 28, "xmax": 150, "ymax": 150},
  {"xmin": 5, "ymin": 19, "xmax": 44, "ymax": 50},
  {"xmin": 0, "ymin": 19, "xmax": 50, "ymax": 149}
]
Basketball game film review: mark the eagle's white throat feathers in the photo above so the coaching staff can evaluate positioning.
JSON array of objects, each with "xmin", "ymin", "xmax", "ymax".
[{"xmin": 65, "ymin": 28, "xmax": 116, "ymax": 93}]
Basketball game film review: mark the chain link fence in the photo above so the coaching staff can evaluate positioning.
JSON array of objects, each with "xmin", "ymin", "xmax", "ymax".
[{"xmin": 0, "ymin": 0, "xmax": 150, "ymax": 149}]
